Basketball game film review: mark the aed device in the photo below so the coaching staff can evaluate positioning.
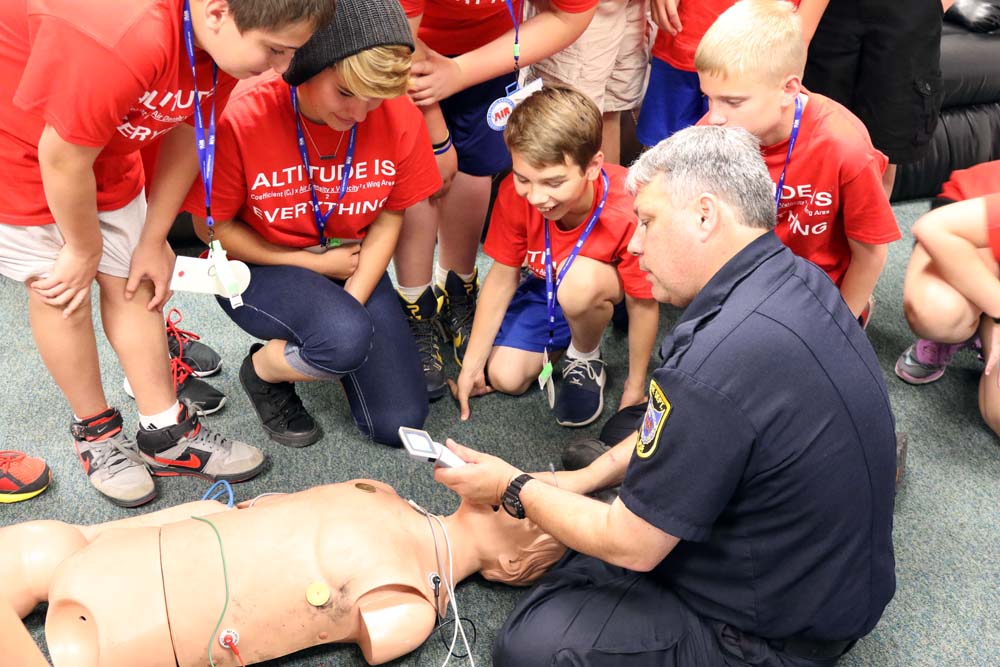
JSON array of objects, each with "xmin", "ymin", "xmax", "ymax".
[{"xmin": 397, "ymin": 427, "xmax": 466, "ymax": 468}]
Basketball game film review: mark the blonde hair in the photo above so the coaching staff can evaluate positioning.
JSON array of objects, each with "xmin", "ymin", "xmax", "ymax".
[
  {"xmin": 479, "ymin": 521, "xmax": 567, "ymax": 586},
  {"xmin": 336, "ymin": 44, "xmax": 412, "ymax": 100},
  {"xmin": 694, "ymin": 0, "xmax": 805, "ymax": 84},
  {"xmin": 504, "ymin": 84, "xmax": 602, "ymax": 171}
]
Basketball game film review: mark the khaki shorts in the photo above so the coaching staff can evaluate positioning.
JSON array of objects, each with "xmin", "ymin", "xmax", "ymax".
[
  {"xmin": 0, "ymin": 193, "xmax": 146, "ymax": 283},
  {"xmin": 529, "ymin": 0, "xmax": 650, "ymax": 112}
]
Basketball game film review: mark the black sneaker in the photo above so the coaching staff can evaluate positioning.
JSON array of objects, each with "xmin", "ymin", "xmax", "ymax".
[
  {"xmin": 239, "ymin": 343, "xmax": 321, "ymax": 447},
  {"xmin": 398, "ymin": 287, "xmax": 447, "ymax": 401},
  {"xmin": 553, "ymin": 353, "xmax": 607, "ymax": 428},
  {"xmin": 123, "ymin": 357, "xmax": 227, "ymax": 416},
  {"xmin": 71, "ymin": 408, "xmax": 156, "ymax": 507},
  {"xmin": 166, "ymin": 308, "xmax": 222, "ymax": 377},
  {"xmin": 137, "ymin": 401, "xmax": 266, "ymax": 481},
  {"xmin": 436, "ymin": 269, "xmax": 478, "ymax": 366}
]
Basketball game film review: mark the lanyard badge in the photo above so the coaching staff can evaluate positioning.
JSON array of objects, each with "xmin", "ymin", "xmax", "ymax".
[
  {"xmin": 536, "ymin": 170, "xmax": 611, "ymax": 399},
  {"xmin": 175, "ymin": 0, "xmax": 248, "ymax": 307},
  {"xmin": 289, "ymin": 86, "xmax": 357, "ymax": 249},
  {"xmin": 486, "ymin": 0, "xmax": 544, "ymax": 131}
]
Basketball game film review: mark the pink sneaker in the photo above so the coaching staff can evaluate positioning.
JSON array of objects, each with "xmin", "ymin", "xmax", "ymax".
[{"xmin": 894, "ymin": 339, "xmax": 966, "ymax": 385}]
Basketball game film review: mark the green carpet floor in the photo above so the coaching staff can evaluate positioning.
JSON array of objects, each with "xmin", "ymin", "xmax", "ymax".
[{"xmin": 1, "ymin": 199, "xmax": 997, "ymax": 666}]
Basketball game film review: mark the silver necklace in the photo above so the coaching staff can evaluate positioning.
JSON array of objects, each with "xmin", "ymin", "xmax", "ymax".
[{"xmin": 300, "ymin": 115, "xmax": 346, "ymax": 161}]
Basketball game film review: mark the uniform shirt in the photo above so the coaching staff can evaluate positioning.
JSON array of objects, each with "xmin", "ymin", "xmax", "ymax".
[
  {"xmin": 182, "ymin": 72, "xmax": 440, "ymax": 247},
  {"xmin": 483, "ymin": 164, "xmax": 652, "ymax": 299},
  {"xmin": 400, "ymin": 0, "xmax": 597, "ymax": 57},
  {"xmin": 621, "ymin": 232, "xmax": 896, "ymax": 641},
  {"xmin": 0, "ymin": 0, "xmax": 236, "ymax": 225},
  {"xmin": 764, "ymin": 93, "xmax": 900, "ymax": 286}
]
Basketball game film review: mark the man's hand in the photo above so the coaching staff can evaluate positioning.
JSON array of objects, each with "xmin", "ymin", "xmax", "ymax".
[
  {"xmin": 651, "ymin": 0, "xmax": 683, "ymax": 35},
  {"xmin": 31, "ymin": 242, "xmax": 102, "ymax": 317},
  {"xmin": 432, "ymin": 143, "xmax": 458, "ymax": 200},
  {"xmin": 125, "ymin": 239, "xmax": 176, "ymax": 310},
  {"xmin": 409, "ymin": 50, "xmax": 463, "ymax": 106},
  {"xmin": 448, "ymin": 367, "xmax": 494, "ymax": 421},
  {"xmin": 433, "ymin": 439, "xmax": 522, "ymax": 506},
  {"xmin": 310, "ymin": 244, "xmax": 361, "ymax": 280}
]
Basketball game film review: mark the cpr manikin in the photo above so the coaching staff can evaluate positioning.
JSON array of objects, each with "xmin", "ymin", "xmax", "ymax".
[{"xmin": 1, "ymin": 480, "xmax": 565, "ymax": 666}]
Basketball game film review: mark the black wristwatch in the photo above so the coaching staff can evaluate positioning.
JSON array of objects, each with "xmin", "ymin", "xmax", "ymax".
[{"xmin": 501, "ymin": 474, "xmax": 534, "ymax": 520}]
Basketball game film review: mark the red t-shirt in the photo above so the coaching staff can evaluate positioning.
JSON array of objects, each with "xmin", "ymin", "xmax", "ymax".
[
  {"xmin": 401, "ymin": 0, "xmax": 597, "ymax": 57},
  {"xmin": 483, "ymin": 163, "xmax": 652, "ymax": 299},
  {"xmin": 939, "ymin": 160, "xmax": 1000, "ymax": 202},
  {"xmin": 182, "ymin": 72, "xmax": 440, "ymax": 247},
  {"xmin": 762, "ymin": 93, "xmax": 900, "ymax": 286},
  {"xmin": 0, "ymin": 0, "xmax": 237, "ymax": 226},
  {"xmin": 650, "ymin": 0, "xmax": 800, "ymax": 72}
]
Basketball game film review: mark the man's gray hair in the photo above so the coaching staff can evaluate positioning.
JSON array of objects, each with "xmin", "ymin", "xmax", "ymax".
[{"xmin": 626, "ymin": 126, "xmax": 777, "ymax": 231}]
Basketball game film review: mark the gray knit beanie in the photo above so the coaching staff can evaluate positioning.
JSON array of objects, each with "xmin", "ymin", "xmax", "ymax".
[{"xmin": 283, "ymin": 0, "xmax": 414, "ymax": 87}]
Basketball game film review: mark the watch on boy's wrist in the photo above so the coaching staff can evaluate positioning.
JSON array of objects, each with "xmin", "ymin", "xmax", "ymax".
[{"xmin": 501, "ymin": 474, "xmax": 534, "ymax": 520}]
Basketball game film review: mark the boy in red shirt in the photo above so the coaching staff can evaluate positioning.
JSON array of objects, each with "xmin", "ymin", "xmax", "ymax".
[
  {"xmin": 0, "ymin": 0, "xmax": 332, "ymax": 507},
  {"xmin": 454, "ymin": 85, "xmax": 659, "ymax": 428},
  {"xmin": 183, "ymin": 0, "xmax": 441, "ymax": 446},
  {"xmin": 393, "ymin": 0, "xmax": 598, "ymax": 401},
  {"xmin": 694, "ymin": 0, "xmax": 899, "ymax": 323}
]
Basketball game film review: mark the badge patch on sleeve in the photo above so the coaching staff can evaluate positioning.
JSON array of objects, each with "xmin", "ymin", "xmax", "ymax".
[{"xmin": 636, "ymin": 380, "xmax": 671, "ymax": 459}]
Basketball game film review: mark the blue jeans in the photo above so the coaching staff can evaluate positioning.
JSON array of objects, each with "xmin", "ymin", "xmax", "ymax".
[{"xmin": 218, "ymin": 266, "xmax": 428, "ymax": 445}]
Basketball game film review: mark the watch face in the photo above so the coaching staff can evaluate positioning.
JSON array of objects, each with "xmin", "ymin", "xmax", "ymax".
[{"xmin": 502, "ymin": 493, "xmax": 520, "ymax": 518}]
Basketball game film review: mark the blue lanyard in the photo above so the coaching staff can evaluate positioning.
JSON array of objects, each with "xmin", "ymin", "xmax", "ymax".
[
  {"xmin": 182, "ymin": 0, "xmax": 218, "ymax": 233},
  {"xmin": 503, "ymin": 0, "xmax": 521, "ymax": 70},
  {"xmin": 774, "ymin": 94, "xmax": 803, "ymax": 210},
  {"xmin": 289, "ymin": 85, "xmax": 357, "ymax": 247},
  {"xmin": 543, "ymin": 170, "xmax": 610, "ymax": 350}
]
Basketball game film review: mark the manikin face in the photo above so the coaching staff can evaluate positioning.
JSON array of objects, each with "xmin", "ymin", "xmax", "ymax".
[
  {"xmin": 628, "ymin": 176, "xmax": 703, "ymax": 308},
  {"xmin": 198, "ymin": 0, "xmax": 315, "ymax": 78},
  {"xmin": 699, "ymin": 71, "xmax": 798, "ymax": 147},
  {"xmin": 510, "ymin": 152, "xmax": 603, "ymax": 224},
  {"xmin": 296, "ymin": 67, "xmax": 384, "ymax": 130}
]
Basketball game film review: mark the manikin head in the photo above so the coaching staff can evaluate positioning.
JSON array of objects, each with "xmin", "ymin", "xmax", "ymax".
[
  {"xmin": 189, "ymin": 0, "xmax": 334, "ymax": 79},
  {"xmin": 695, "ymin": 0, "xmax": 805, "ymax": 146},
  {"xmin": 504, "ymin": 85, "xmax": 605, "ymax": 226},
  {"xmin": 284, "ymin": 0, "xmax": 414, "ymax": 129},
  {"xmin": 626, "ymin": 125, "xmax": 776, "ymax": 308},
  {"xmin": 453, "ymin": 500, "xmax": 567, "ymax": 586}
]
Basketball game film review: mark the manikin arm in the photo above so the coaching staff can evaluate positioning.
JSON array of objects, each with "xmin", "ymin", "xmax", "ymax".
[{"xmin": 1, "ymin": 602, "xmax": 50, "ymax": 667}]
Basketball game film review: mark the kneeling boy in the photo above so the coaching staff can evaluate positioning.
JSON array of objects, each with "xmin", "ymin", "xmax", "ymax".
[{"xmin": 454, "ymin": 85, "xmax": 658, "ymax": 427}]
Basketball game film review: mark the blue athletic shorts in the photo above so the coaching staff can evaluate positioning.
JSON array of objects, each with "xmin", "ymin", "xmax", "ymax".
[
  {"xmin": 439, "ymin": 69, "xmax": 516, "ymax": 176},
  {"xmin": 636, "ymin": 57, "xmax": 708, "ymax": 148},
  {"xmin": 493, "ymin": 275, "xmax": 571, "ymax": 353}
]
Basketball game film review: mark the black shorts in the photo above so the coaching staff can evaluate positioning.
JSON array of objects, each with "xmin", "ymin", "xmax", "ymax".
[{"xmin": 804, "ymin": 0, "xmax": 944, "ymax": 164}]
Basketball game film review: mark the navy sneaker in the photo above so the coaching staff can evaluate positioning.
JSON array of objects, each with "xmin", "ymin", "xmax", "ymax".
[{"xmin": 553, "ymin": 353, "xmax": 607, "ymax": 427}]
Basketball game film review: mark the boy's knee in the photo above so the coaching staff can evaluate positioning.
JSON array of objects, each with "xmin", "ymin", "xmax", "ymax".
[
  {"xmin": 903, "ymin": 288, "xmax": 978, "ymax": 341},
  {"xmin": 486, "ymin": 358, "xmax": 534, "ymax": 396},
  {"xmin": 556, "ymin": 257, "xmax": 620, "ymax": 315}
]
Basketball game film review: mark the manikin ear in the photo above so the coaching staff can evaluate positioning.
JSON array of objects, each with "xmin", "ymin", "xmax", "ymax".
[
  {"xmin": 694, "ymin": 193, "xmax": 722, "ymax": 243},
  {"xmin": 201, "ymin": 0, "xmax": 232, "ymax": 33},
  {"xmin": 583, "ymin": 151, "xmax": 605, "ymax": 182}
]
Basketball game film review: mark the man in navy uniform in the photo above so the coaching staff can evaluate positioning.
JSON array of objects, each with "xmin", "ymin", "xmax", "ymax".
[{"xmin": 435, "ymin": 124, "xmax": 897, "ymax": 666}]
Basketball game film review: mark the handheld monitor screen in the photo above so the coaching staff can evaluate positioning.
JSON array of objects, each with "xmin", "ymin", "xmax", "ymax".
[{"xmin": 401, "ymin": 428, "xmax": 437, "ymax": 455}]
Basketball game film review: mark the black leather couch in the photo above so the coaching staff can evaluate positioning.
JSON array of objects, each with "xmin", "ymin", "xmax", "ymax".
[{"xmin": 893, "ymin": 2, "xmax": 1000, "ymax": 201}]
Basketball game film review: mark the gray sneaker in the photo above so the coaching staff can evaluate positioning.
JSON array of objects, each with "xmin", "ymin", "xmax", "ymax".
[
  {"xmin": 71, "ymin": 408, "xmax": 156, "ymax": 507},
  {"xmin": 136, "ymin": 401, "xmax": 266, "ymax": 482},
  {"xmin": 894, "ymin": 339, "xmax": 966, "ymax": 385}
]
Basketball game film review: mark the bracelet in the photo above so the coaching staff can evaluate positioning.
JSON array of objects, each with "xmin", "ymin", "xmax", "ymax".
[
  {"xmin": 431, "ymin": 130, "xmax": 451, "ymax": 151},
  {"xmin": 433, "ymin": 135, "xmax": 453, "ymax": 156}
]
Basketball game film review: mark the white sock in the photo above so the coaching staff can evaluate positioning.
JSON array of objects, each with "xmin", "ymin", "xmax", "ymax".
[
  {"xmin": 567, "ymin": 341, "xmax": 600, "ymax": 361},
  {"xmin": 139, "ymin": 401, "xmax": 181, "ymax": 430},
  {"xmin": 398, "ymin": 283, "xmax": 431, "ymax": 303},
  {"xmin": 435, "ymin": 264, "xmax": 475, "ymax": 289}
]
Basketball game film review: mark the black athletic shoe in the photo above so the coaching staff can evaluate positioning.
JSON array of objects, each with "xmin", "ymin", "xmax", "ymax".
[
  {"xmin": 239, "ymin": 344, "xmax": 321, "ymax": 447},
  {"xmin": 436, "ymin": 269, "xmax": 478, "ymax": 366},
  {"xmin": 122, "ymin": 357, "xmax": 227, "ymax": 416},
  {"xmin": 399, "ymin": 287, "xmax": 447, "ymax": 401},
  {"xmin": 166, "ymin": 308, "xmax": 222, "ymax": 377}
]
